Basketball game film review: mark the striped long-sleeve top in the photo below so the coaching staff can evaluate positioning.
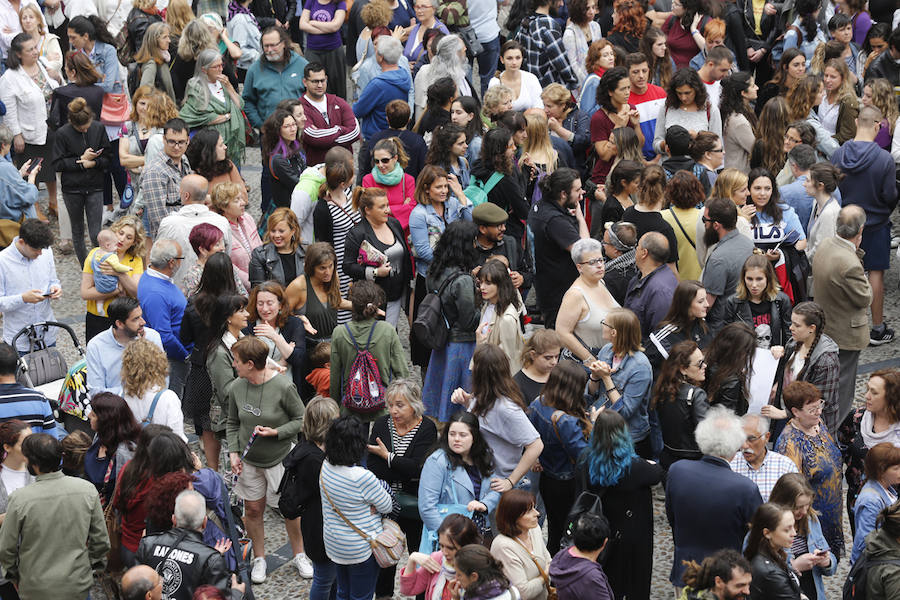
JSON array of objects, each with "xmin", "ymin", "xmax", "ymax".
[{"xmin": 320, "ymin": 460, "xmax": 394, "ymax": 565}]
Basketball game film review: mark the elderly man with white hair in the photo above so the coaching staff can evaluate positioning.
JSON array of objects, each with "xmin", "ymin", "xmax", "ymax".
[
  {"xmin": 137, "ymin": 490, "xmax": 244, "ymax": 600},
  {"xmin": 137, "ymin": 239, "xmax": 191, "ymax": 396},
  {"xmin": 729, "ymin": 413, "xmax": 798, "ymax": 502},
  {"xmin": 665, "ymin": 406, "xmax": 763, "ymax": 589}
]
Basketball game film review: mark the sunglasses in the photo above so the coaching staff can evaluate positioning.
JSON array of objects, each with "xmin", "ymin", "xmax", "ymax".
[{"xmin": 374, "ymin": 157, "xmax": 395, "ymax": 165}]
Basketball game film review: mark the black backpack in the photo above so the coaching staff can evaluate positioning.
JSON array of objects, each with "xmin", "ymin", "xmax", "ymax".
[
  {"xmin": 278, "ymin": 443, "xmax": 314, "ymax": 521},
  {"xmin": 842, "ymin": 550, "xmax": 900, "ymax": 600},
  {"xmin": 412, "ymin": 271, "xmax": 465, "ymax": 350}
]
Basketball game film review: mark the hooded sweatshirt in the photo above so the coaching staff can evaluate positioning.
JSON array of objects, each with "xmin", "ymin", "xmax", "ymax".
[
  {"xmin": 353, "ymin": 68, "xmax": 413, "ymax": 140},
  {"xmin": 831, "ymin": 140, "xmax": 897, "ymax": 231},
  {"xmin": 548, "ymin": 548, "xmax": 614, "ymax": 600},
  {"xmin": 291, "ymin": 164, "xmax": 326, "ymax": 246}
]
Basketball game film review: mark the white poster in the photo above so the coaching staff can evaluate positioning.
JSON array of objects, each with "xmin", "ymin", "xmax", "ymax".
[{"xmin": 747, "ymin": 347, "xmax": 780, "ymax": 415}]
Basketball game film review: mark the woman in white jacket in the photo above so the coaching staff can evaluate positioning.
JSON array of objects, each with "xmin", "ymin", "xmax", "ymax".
[
  {"xmin": 121, "ymin": 337, "xmax": 187, "ymax": 442},
  {"xmin": 804, "ymin": 162, "xmax": 843, "ymax": 262}
]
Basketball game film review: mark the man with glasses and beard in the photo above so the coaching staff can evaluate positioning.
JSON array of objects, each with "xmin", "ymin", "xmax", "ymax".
[
  {"xmin": 528, "ymin": 167, "xmax": 589, "ymax": 328},
  {"xmin": 242, "ymin": 27, "xmax": 309, "ymax": 131},
  {"xmin": 700, "ymin": 196, "xmax": 755, "ymax": 327},
  {"xmin": 140, "ymin": 118, "xmax": 192, "ymax": 239},
  {"xmin": 300, "ymin": 62, "xmax": 360, "ymax": 166}
]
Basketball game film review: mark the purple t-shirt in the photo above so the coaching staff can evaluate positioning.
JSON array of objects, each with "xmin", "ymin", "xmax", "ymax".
[{"xmin": 304, "ymin": 0, "xmax": 346, "ymax": 50}]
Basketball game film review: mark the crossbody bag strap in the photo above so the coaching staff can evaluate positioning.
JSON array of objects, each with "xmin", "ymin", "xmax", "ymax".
[
  {"xmin": 145, "ymin": 389, "xmax": 164, "ymax": 424},
  {"xmin": 483, "ymin": 172, "xmax": 504, "ymax": 195},
  {"xmin": 154, "ymin": 530, "xmax": 190, "ymax": 574},
  {"xmin": 549, "ymin": 409, "xmax": 576, "ymax": 465},
  {"xmin": 668, "ymin": 208, "xmax": 696, "ymax": 249},
  {"xmin": 320, "ymin": 473, "xmax": 375, "ymax": 545},
  {"xmin": 512, "ymin": 536, "xmax": 552, "ymax": 590}
]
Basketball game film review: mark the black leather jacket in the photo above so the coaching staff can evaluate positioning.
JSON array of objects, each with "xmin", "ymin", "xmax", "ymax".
[
  {"xmin": 126, "ymin": 8, "xmax": 162, "ymax": 53},
  {"xmin": 712, "ymin": 291, "xmax": 792, "ymax": 348},
  {"xmin": 137, "ymin": 528, "xmax": 239, "ymax": 600},
  {"xmin": 657, "ymin": 383, "xmax": 709, "ymax": 469},
  {"xmin": 749, "ymin": 553, "xmax": 801, "ymax": 600}
]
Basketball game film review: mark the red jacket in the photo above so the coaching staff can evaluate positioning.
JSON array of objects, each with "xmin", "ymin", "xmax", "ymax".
[{"xmin": 301, "ymin": 94, "xmax": 361, "ymax": 165}]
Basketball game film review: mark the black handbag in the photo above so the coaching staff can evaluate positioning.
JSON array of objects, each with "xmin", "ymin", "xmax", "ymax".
[{"xmin": 560, "ymin": 467, "xmax": 609, "ymax": 552}]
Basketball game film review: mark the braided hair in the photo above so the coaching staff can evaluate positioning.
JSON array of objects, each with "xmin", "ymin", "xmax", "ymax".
[{"xmin": 792, "ymin": 301, "xmax": 825, "ymax": 380}]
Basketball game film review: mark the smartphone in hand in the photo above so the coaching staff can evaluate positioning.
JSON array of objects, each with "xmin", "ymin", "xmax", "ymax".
[{"xmin": 26, "ymin": 157, "xmax": 42, "ymax": 174}]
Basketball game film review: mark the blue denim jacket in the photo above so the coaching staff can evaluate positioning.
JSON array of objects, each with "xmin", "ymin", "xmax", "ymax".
[
  {"xmin": 528, "ymin": 397, "xmax": 589, "ymax": 479},
  {"xmin": 89, "ymin": 42, "xmax": 123, "ymax": 94},
  {"xmin": 592, "ymin": 343, "xmax": 653, "ymax": 442},
  {"xmin": 787, "ymin": 517, "xmax": 838, "ymax": 600},
  {"xmin": 0, "ymin": 156, "xmax": 38, "ymax": 221},
  {"xmin": 417, "ymin": 449, "xmax": 500, "ymax": 533},
  {"xmin": 852, "ymin": 480, "xmax": 896, "ymax": 564},
  {"xmin": 408, "ymin": 199, "xmax": 472, "ymax": 276}
]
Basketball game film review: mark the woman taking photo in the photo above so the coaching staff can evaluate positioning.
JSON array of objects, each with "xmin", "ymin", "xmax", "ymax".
[
  {"xmin": 180, "ymin": 48, "xmax": 246, "ymax": 168},
  {"xmin": 851, "ymin": 442, "xmax": 900, "ymax": 565},
  {"xmin": 261, "ymin": 108, "xmax": 306, "ymax": 219},
  {"xmin": 343, "ymin": 187, "xmax": 413, "ymax": 327},
  {"xmin": 719, "ymin": 72, "xmax": 758, "ymax": 174},
  {"xmin": 653, "ymin": 68, "xmax": 722, "ymax": 156},
  {"xmin": 774, "ymin": 381, "xmax": 844, "ymax": 560},
  {"xmin": 491, "ymin": 490, "xmax": 552, "ymax": 600},
  {"xmin": 488, "ymin": 41, "xmax": 543, "ymax": 112},
  {"xmin": 589, "ymin": 68, "xmax": 642, "ymax": 185},
  {"xmin": 418, "ymin": 411, "xmax": 499, "ymax": 544},
  {"xmin": 819, "ymin": 58, "xmax": 859, "ymax": 144},
  {"xmin": 85, "ymin": 392, "xmax": 140, "ymax": 505},
  {"xmin": 713, "ymin": 254, "xmax": 792, "ymax": 354},
  {"xmin": 401, "ymin": 514, "xmax": 482, "ymax": 599},
  {"xmin": 208, "ymin": 182, "xmax": 260, "ymax": 291},
  {"xmin": 704, "ymin": 322, "xmax": 756, "ymax": 415},
  {"xmin": 80, "ymin": 215, "xmax": 146, "ymax": 341},
  {"xmin": 226, "ymin": 335, "xmax": 306, "ymax": 584},
  {"xmin": 528, "ymin": 361, "xmax": 595, "ymax": 552},
  {"xmin": 329, "ymin": 281, "xmax": 409, "ymax": 419},
  {"xmin": 284, "ymin": 242, "xmax": 352, "ymax": 345},
  {"xmin": 422, "ymin": 221, "xmax": 481, "ymax": 420},
  {"xmin": 1, "ymin": 33, "xmax": 60, "ymax": 219},
  {"xmin": 245, "ymin": 281, "xmax": 307, "ymax": 393},
  {"xmin": 249, "ymin": 207, "xmax": 305, "ymax": 289},
  {"xmin": 366, "ymin": 379, "xmax": 438, "ymax": 599},
  {"xmin": 768, "ymin": 473, "xmax": 837, "ymax": 600},
  {"xmin": 588, "ymin": 307, "xmax": 653, "ymax": 458},
  {"xmin": 451, "ymin": 344, "xmax": 544, "ymax": 496},
  {"xmin": 320, "ymin": 415, "xmax": 394, "ymax": 600},
  {"xmin": 361, "ymin": 137, "xmax": 417, "ymax": 232},
  {"xmin": 134, "ymin": 22, "xmax": 176, "ymax": 101},
  {"xmin": 594, "ymin": 160, "xmax": 640, "ymax": 237},
  {"xmin": 121, "ymin": 338, "xmax": 186, "ymax": 440},
  {"xmin": 477, "ymin": 261, "xmax": 524, "ymax": 374},
  {"xmin": 577, "ymin": 409, "xmax": 663, "ymax": 600},
  {"xmin": 744, "ymin": 503, "xmax": 803, "ymax": 600},
  {"xmin": 652, "ymin": 340, "xmax": 708, "ymax": 469},
  {"xmin": 556, "ymin": 238, "xmax": 619, "ymax": 363},
  {"xmin": 577, "ymin": 39, "xmax": 617, "ymax": 117},
  {"xmin": 646, "ymin": 280, "xmax": 711, "ymax": 376}
]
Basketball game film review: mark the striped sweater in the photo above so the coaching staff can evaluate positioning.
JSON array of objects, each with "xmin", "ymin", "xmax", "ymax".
[{"xmin": 320, "ymin": 461, "xmax": 394, "ymax": 564}]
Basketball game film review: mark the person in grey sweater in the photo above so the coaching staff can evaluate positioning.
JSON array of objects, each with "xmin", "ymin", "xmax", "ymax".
[{"xmin": 653, "ymin": 69, "xmax": 722, "ymax": 156}]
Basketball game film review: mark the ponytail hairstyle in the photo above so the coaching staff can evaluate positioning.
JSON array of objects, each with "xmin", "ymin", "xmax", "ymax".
[
  {"xmin": 454, "ymin": 545, "xmax": 511, "ymax": 596},
  {"xmin": 638, "ymin": 164, "xmax": 666, "ymax": 209},
  {"xmin": 794, "ymin": 0, "xmax": 820, "ymax": 43},
  {"xmin": 720, "ymin": 72, "xmax": 758, "ymax": 134},
  {"xmin": 652, "ymin": 341, "xmax": 701, "ymax": 408},
  {"xmin": 351, "ymin": 186, "xmax": 388, "ymax": 215},
  {"xmin": 682, "ymin": 549, "xmax": 751, "ymax": 591},
  {"xmin": 68, "ymin": 15, "xmax": 117, "ymax": 45},
  {"xmin": 520, "ymin": 328, "xmax": 560, "ymax": 368},
  {"xmin": 372, "ymin": 136, "xmax": 409, "ymax": 169},
  {"xmin": 67, "ymin": 97, "xmax": 94, "ymax": 129},
  {"xmin": 317, "ymin": 159, "xmax": 354, "ymax": 198},
  {"xmin": 689, "ymin": 131, "xmax": 719, "ymax": 161},
  {"xmin": 349, "ymin": 280, "xmax": 385, "ymax": 321},
  {"xmin": 806, "ymin": 162, "xmax": 844, "ymax": 195},
  {"xmin": 5, "ymin": 33, "xmax": 31, "ymax": 69}
]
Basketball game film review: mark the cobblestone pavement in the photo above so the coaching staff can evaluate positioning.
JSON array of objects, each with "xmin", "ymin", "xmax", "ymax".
[{"xmin": 9, "ymin": 145, "xmax": 900, "ymax": 599}]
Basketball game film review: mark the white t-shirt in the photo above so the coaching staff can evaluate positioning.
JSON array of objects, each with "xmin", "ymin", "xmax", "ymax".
[
  {"xmin": 703, "ymin": 79, "xmax": 721, "ymax": 112},
  {"xmin": 125, "ymin": 387, "xmax": 187, "ymax": 442},
  {"xmin": 488, "ymin": 71, "xmax": 545, "ymax": 112},
  {"xmin": 305, "ymin": 95, "xmax": 330, "ymax": 124},
  {"xmin": 0, "ymin": 466, "xmax": 29, "ymax": 497},
  {"xmin": 208, "ymin": 81, "xmax": 226, "ymax": 103}
]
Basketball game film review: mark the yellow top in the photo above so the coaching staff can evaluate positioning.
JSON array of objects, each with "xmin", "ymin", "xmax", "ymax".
[
  {"xmin": 752, "ymin": 0, "xmax": 765, "ymax": 36},
  {"xmin": 83, "ymin": 247, "xmax": 144, "ymax": 317}
]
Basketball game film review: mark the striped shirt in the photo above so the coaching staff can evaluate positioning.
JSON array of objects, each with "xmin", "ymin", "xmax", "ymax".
[
  {"xmin": 0, "ymin": 382, "xmax": 60, "ymax": 438},
  {"xmin": 327, "ymin": 201, "xmax": 361, "ymax": 324},
  {"xmin": 320, "ymin": 461, "xmax": 393, "ymax": 564}
]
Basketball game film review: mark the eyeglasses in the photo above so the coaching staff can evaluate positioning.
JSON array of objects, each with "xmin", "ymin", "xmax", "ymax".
[
  {"xmin": 694, "ymin": 359, "xmax": 707, "ymax": 369},
  {"xmin": 746, "ymin": 434, "xmax": 764, "ymax": 443},
  {"xmin": 579, "ymin": 257, "xmax": 604, "ymax": 266},
  {"xmin": 709, "ymin": 147, "xmax": 724, "ymax": 153},
  {"xmin": 374, "ymin": 157, "xmax": 394, "ymax": 164},
  {"xmin": 306, "ymin": 78, "xmax": 327, "ymax": 84},
  {"xmin": 802, "ymin": 400, "xmax": 825, "ymax": 415},
  {"xmin": 262, "ymin": 41, "xmax": 283, "ymax": 50},
  {"xmin": 600, "ymin": 319, "xmax": 612, "ymax": 328},
  {"xmin": 164, "ymin": 138, "xmax": 187, "ymax": 147},
  {"xmin": 701, "ymin": 215, "xmax": 715, "ymax": 223},
  {"xmin": 784, "ymin": 133, "xmax": 802, "ymax": 144},
  {"xmin": 242, "ymin": 403, "xmax": 261, "ymax": 417}
]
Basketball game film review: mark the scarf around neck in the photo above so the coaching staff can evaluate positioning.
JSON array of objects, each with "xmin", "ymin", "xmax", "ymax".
[
  {"xmin": 372, "ymin": 162, "xmax": 404, "ymax": 186},
  {"xmin": 860, "ymin": 410, "xmax": 900, "ymax": 449}
]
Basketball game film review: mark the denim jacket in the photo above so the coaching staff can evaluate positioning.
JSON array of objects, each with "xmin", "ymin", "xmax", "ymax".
[
  {"xmin": 852, "ymin": 479, "xmax": 897, "ymax": 564},
  {"xmin": 528, "ymin": 397, "xmax": 589, "ymax": 479},
  {"xmin": 408, "ymin": 199, "xmax": 472, "ymax": 276},
  {"xmin": 786, "ymin": 517, "xmax": 838, "ymax": 600},
  {"xmin": 592, "ymin": 343, "xmax": 653, "ymax": 442},
  {"xmin": 90, "ymin": 41, "xmax": 123, "ymax": 93},
  {"xmin": 417, "ymin": 449, "xmax": 500, "ymax": 533}
]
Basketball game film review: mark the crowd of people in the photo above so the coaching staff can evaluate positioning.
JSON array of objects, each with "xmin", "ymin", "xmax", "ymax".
[{"xmin": 0, "ymin": 0, "xmax": 897, "ymax": 598}]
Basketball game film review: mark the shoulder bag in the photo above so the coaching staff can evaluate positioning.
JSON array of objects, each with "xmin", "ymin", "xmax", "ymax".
[
  {"xmin": 320, "ymin": 474, "xmax": 406, "ymax": 567},
  {"xmin": 667, "ymin": 207, "xmax": 696, "ymax": 249},
  {"xmin": 418, "ymin": 464, "xmax": 473, "ymax": 553},
  {"xmin": 512, "ymin": 536, "xmax": 558, "ymax": 600}
]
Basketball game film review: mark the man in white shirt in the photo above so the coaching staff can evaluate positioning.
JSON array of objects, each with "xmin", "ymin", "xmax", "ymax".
[{"xmin": 697, "ymin": 46, "xmax": 734, "ymax": 111}]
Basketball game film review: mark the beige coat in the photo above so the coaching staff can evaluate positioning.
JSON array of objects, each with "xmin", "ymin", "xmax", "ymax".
[
  {"xmin": 478, "ymin": 302, "xmax": 525, "ymax": 374},
  {"xmin": 491, "ymin": 527, "xmax": 552, "ymax": 600},
  {"xmin": 811, "ymin": 236, "xmax": 872, "ymax": 351}
]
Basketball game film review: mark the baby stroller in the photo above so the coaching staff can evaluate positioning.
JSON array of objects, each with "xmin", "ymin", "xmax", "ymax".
[{"xmin": 11, "ymin": 321, "xmax": 87, "ymax": 433}]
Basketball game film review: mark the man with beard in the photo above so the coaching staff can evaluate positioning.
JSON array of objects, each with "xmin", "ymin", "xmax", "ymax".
[
  {"xmin": 472, "ymin": 202, "xmax": 532, "ymax": 290},
  {"xmin": 728, "ymin": 413, "xmax": 798, "ymax": 502},
  {"xmin": 701, "ymin": 197, "xmax": 754, "ymax": 327},
  {"xmin": 85, "ymin": 296, "xmax": 163, "ymax": 398},
  {"xmin": 601, "ymin": 221, "xmax": 638, "ymax": 305},
  {"xmin": 528, "ymin": 168, "xmax": 589, "ymax": 328},
  {"xmin": 514, "ymin": 0, "xmax": 578, "ymax": 89},
  {"xmin": 242, "ymin": 27, "xmax": 309, "ymax": 130},
  {"xmin": 680, "ymin": 549, "xmax": 753, "ymax": 600}
]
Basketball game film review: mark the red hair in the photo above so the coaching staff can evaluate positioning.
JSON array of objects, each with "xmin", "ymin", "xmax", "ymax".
[
  {"xmin": 145, "ymin": 471, "xmax": 194, "ymax": 529},
  {"xmin": 610, "ymin": 0, "xmax": 647, "ymax": 38}
]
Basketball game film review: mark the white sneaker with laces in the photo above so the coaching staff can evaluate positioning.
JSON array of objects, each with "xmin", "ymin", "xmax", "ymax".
[
  {"xmin": 251, "ymin": 556, "xmax": 267, "ymax": 583},
  {"xmin": 292, "ymin": 552, "xmax": 314, "ymax": 578}
]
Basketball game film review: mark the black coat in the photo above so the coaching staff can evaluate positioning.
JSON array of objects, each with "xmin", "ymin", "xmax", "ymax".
[
  {"xmin": 657, "ymin": 383, "xmax": 709, "ymax": 470},
  {"xmin": 126, "ymin": 7, "xmax": 162, "ymax": 53},
  {"xmin": 50, "ymin": 84, "xmax": 105, "ymax": 130},
  {"xmin": 366, "ymin": 415, "xmax": 438, "ymax": 496},
  {"xmin": 248, "ymin": 242, "xmax": 306, "ymax": 288},
  {"xmin": 706, "ymin": 365, "xmax": 748, "ymax": 416},
  {"xmin": 53, "ymin": 121, "xmax": 112, "ymax": 192},
  {"xmin": 712, "ymin": 291, "xmax": 793, "ymax": 347},
  {"xmin": 749, "ymin": 553, "xmax": 802, "ymax": 600},
  {"xmin": 342, "ymin": 216, "xmax": 413, "ymax": 302},
  {"xmin": 736, "ymin": 0, "xmax": 782, "ymax": 50},
  {"xmin": 577, "ymin": 457, "xmax": 663, "ymax": 600},
  {"xmin": 285, "ymin": 439, "xmax": 328, "ymax": 562},
  {"xmin": 136, "ymin": 528, "xmax": 232, "ymax": 600}
]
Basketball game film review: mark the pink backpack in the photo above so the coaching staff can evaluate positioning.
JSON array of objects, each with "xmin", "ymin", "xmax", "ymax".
[{"xmin": 341, "ymin": 323, "xmax": 386, "ymax": 413}]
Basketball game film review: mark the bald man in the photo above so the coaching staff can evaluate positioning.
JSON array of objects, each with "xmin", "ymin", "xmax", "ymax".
[
  {"xmin": 157, "ymin": 173, "xmax": 234, "ymax": 289},
  {"xmin": 624, "ymin": 231, "xmax": 679, "ymax": 335},
  {"xmin": 122, "ymin": 565, "xmax": 163, "ymax": 600}
]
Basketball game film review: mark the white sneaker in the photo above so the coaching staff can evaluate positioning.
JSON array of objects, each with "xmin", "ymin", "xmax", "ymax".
[
  {"xmin": 250, "ymin": 556, "xmax": 267, "ymax": 583},
  {"xmin": 292, "ymin": 552, "xmax": 314, "ymax": 578}
]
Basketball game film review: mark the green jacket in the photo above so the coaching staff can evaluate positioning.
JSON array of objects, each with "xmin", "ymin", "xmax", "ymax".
[
  {"xmin": 329, "ymin": 319, "xmax": 410, "ymax": 420},
  {"xmin": 0, "ymin": 471, "xmax": 109, "ymax": 599},
  {"xmin": 866, "ymin": 527, "xmax": 900, "ymax": 600},
  {"xmin": 225, "ymin": 372, "xmax": 305, "ymax": 468},
  {"xmin": 241, "ymin": 51, "xmax": 308, "ymax": 128},
  {"xmin": 206, "ymin": 341, "xmax": 236, "ymax": 433},
  {"xmin": 179, "ymin": 79, "xmax": 246, "ymax": 167}
]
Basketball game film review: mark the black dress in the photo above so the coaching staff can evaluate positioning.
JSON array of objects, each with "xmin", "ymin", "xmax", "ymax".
[
  {"xmin": 180, "ymin": 301, "xmax": 214, "ymax": 432},
  {"xmin": 579, "ymin": 456, "xmax": 664, "ymax": 600},
  {"xmin": 302, "ymin": 274, "xmax": 338, "ymax": 344}
]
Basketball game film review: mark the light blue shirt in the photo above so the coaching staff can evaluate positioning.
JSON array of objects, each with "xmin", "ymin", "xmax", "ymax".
[
  {"xmin": 779, "ymin": 175, "xmax": 814, "ymax": 236},
  {"xmin": 85, "ymin": 326, "xmax": 164, "ymax": 398},
  {"xmin": 0, "ymin": 156, "xmax": 38, "ymax": 221},
  {"xmin": 408, "ymin": 199, "xmax": 472, "ymax": 276},
  {"xmin": 89, "ymin": 41, "xmax": 122, "ymax": 94},
  {"xmin": 0, "ymin": 239, "xmax": 59, "ymax": 351}
]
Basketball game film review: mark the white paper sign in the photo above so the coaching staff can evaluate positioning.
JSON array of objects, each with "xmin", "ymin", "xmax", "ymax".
[{"xmin": 747, "ymin": 347, "xmax": 780, "ymax": 415}]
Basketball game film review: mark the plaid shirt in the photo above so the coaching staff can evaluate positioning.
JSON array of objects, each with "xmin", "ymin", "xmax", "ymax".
[
  {"xmin": 514, "ymin": 13, "xmax": 578, "ymax": 90},
  {"xmin": 196, "ymin": 0, "xmax": 228, "ymax": 17},
  {"xmin": 141, "ymin": 153, "xmax": 192, "ymax": 239},
  {"xmin": 729, "ymin": 449, "xmax": 799, "ymax": 502}
]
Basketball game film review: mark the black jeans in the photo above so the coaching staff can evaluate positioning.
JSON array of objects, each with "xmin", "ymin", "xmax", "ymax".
[
  {"xmin": 64, "ymin": 189, "xmax": 104, "ymax": 267},
  {"xmin": 540, "ymin": 472, "xmax": 577, "ymax": 554}
]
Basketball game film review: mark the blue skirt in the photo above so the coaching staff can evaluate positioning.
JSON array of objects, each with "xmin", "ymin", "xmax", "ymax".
[{"xmin": 422, "ymin": 341, "xmax": 475, "ymax": 421}]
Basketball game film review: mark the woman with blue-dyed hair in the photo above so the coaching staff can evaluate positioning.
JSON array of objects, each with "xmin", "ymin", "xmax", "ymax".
[{"xmin": 575, "ymin": 409, "xmax": 663, "ymax": 600}]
